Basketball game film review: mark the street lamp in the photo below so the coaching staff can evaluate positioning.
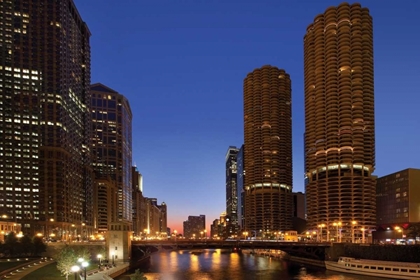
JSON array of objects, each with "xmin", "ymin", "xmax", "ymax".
[
  {"xmin": 97, "ymin": 254, "xmax": 102, "ymax": 266},
  {"xmin": 361, "ymin": 227, "xmax": 365, "ymax": 244},
  {"xmin": 71, "ymin": 265, "xmax": 80, "ymax": 280},
  {"xmin": 243, "ymin": 231, "xmax": 248, "ymax": 240},
  {"xmin": 174, "ymin": 230, "xmax": 177, "ymax": 242},
  {"xmin": 112, "ymin": 251, "xmax": 116, "ymax": 266},
  {"xmin": 81, "ymin": 261, "xmax": 88, "ymax": 280},
  {"xmin": 200, "ymin": 231, "xmax": 203, "ymax": 239},
  {"xmin": 204, "ymin": 229, "xmax": 207, "ymax": 239},
  {"xmin": 318, "ymin": 224, "xmax": 325, "ymax": 242},
  {"xmin": 333, "ymin": 222, "xmax": 342, "ymax": 242},
  {"xmin": 351, "ymin": 221, "xmax": 357, "ymax": 243}
]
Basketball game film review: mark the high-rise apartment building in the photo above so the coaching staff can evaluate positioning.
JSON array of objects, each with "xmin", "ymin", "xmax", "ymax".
[
  {"xmin": 225, "ymin": 146, "xmax": 239, "ymax": 235},
  {"xmin": 304, "ymin": 3, "xmax": 376, "ymax": 238},
  {"xmin": 243, "ymin": 65, "xmax": 293, "ymax": 234},
  {"xmin": 0, "ymin": 0, "xmax": 92, "ymax": 237},
  {"xmin": 91, "ymin": 84, "xmax": 133, "ymax": 228}
]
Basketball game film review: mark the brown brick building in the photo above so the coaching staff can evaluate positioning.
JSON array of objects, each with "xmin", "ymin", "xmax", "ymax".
[{"xmin": 303, "ymin": 3, "xmax": 376, "ymax": 241}]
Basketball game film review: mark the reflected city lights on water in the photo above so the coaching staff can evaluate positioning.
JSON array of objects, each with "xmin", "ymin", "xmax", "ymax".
[{"xmin": 116, "ymin": 250, "xmax": 394, "ymax": 280}]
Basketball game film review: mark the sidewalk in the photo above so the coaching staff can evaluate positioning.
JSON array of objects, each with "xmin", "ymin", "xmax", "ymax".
[
  {"xmin": 2, "ymin": 258, "xmax": 55, "ymax": 280},
  {"xmin": 87, "ymin": 263, "xmax": 130, "ymax": 280}
]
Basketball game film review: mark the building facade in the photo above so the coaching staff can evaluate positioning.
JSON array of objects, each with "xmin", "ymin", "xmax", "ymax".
[
  {"xmin": 304, "ymin": 3, "xmax": 376, "ymax": 239},
  {"xmin": 376, "ymin": 168, "xmax": 420, "ymax": 229},
  {"xmin": 243, "ymin": 65, "xmax": 293, "ymax": 234},
  {"xmin": 132, "ymin": 166, "xmax": 147, "ymax": 237},
  {"xmin": 183, "ymin": 215, "xmax": 206, "ymax": 239},
  {"xmin": 91, "ymin": 83, "xmax": 133, "ymax": 231},
  {"xmin": 0, "ymin": 0, "xmax": 92, "ymax": 238},
  {"xmin": 225, "ymin": 146, "xmax": 239, "ymax": 236}
]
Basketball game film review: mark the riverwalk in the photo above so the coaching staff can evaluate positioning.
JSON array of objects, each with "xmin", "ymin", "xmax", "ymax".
[{"xmin": 1, "ymin": 259, "xmax": 129, "ymax": 280}]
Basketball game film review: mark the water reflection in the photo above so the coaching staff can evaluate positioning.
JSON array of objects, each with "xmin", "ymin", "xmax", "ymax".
[{"xmin": 117, "ymin": 249, "xmax": 395, "ymax": 280}]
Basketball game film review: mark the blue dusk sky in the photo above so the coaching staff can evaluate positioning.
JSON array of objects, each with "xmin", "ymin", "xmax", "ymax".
[{"xmin": 73, "ymin": 0, "xmax": 420, "ymax": 234}]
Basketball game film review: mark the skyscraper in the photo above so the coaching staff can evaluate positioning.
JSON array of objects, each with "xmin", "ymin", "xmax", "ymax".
[
  {"xmin": 243, "ymin": 65, "xmax": 293, "ymax": 234},
  {"xmin": 91, "ymin": 83, "xmax": 133, "ymax": 227},
  {"xmin": 225, "ymin": 146, "xmax": 239, "ymax": 236},
  {"xmin": 0, "ymin": 0, "xmax": 92, "ymax": 237},
  {"xmin": 304, "ymin": 3, "xmax": 376, "ymax": 239}
]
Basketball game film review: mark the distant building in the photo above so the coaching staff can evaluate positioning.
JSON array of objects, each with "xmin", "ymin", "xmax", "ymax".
[
  {"xmin": 243, "ymin": 65, "xmax": 293, "ymax": 233},
  {"xmin": 132, "ymin": 167, "xmax": 147, "ymax": 236},
  {"xmin": 210, "ymin": 219, "xmax": 220, "ymax": 239},
  {"xmin": 292, "ymin": 192, "xmax": 307, "ymax": 233},
  {"xmin": 226, "ymin": 146, "xmax": 240, "ymax": 235},
  {"xmin": 376, "ymin": 168, "xmax": 420, "ymax": 228},
  {"xmin": 293, "ymin": 192, "xmax": 306, "ymax": 220},
  {"xmin": 183, "ymin": 215, "xmax": 206, "ymax": 239},
  {"xmin": 145, "ymin": 198, "xmax": 167, "ymax": 238},
  {"xmin": 237, "ymin": 145, "xmax": 245, "ymax": 229}
]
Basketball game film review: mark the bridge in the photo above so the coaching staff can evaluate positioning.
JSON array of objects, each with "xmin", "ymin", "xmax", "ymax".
[{"xmin": 131, "ymin": 240, "xmax": 330, "ymax": 262}]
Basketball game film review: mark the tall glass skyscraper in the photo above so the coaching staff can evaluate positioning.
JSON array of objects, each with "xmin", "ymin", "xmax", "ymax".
[
  {"xmin": 225, "ymin": 146, "xmax": 239, "ymax": 235},
  {"xmin": 0, "ymin": 0, "xmax": 92, "ymax": 237},
  {"xmin": 90, "ymin": 83, "xmax": 133, "ymax": 225},
  {"xmin": 243, "ymin": 65, "xmax": 293, "ymax": 234},
  {"xmin": 304, "ymin": 3, "xmax": 376, "ymax": 240}
]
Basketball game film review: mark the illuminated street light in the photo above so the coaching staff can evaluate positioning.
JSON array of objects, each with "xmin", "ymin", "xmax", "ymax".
[
  {"xmin": 71, "ymin": 265, "xmax": 80, "ymax": 280},
  {"xmin": 361, "ymin": 227, "xmax": 365, "ymax": 244},
  {"xmin": 97, "ymin": 254, "xmax": 102, "ymax": 265},
  {"xmin": 351, "ymin": 221, "xmax": 357, "ymax": 243},
  {"xmin": 81, "ymin": 261, "xmax": 88, "ymax": 280},
  {"xmin": 318, "ymin": 224, "xmax": 325, "ymax": 242},
  {"xmin": 333, "ymin": 222, "xmax": 342, "ymax": 242}
]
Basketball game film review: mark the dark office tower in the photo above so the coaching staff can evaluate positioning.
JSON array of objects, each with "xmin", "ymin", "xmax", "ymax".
[
  {"xmin": 91, "ymin": 84, "xmax": 133, "ymax": 226},
  {"xmin": 243, "ymin": 65, "xmax": 293, "ymax": 233},
  {"xmin": 226, "ymin": 146, "xmax": 239, "ymax": 235},
  {"xmin": 237, "ymin": 145, "xmax": 245, "ymax": 229},
  {"xmin": 0, "ymin": 0, "xmax": 92, "ymax": 236},
  {"xmin": 304, "ymin": 3, "xmax": 376, "ymax": 237}
]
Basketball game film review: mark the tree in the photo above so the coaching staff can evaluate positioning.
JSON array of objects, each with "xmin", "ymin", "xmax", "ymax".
[
  {"xmin": 129, "ymin": 269, "xmax": 148, "ymax": 280},
  {"xmin": 32, "ymin": 236, "xmax": 47, "ymax": 256},
  {"xmin": 3, "ymin": 232, "xmax": 18, "ymax": 257},
  {"xmin": 407, "ymin": 223, "xmax": 420, "ymax": 243},
  {"xmin": 19, "ymin": 235, "xmax": 33, "ymax": 256},
  {"xmin": 56, "ymin": 245, "xmax": 77, "ymax": 280}
]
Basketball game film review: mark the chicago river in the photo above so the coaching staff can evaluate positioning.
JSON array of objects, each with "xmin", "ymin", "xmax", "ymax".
[{"xmin": 116, "ymin": 249, "xmax": 393, "ymax": 280}]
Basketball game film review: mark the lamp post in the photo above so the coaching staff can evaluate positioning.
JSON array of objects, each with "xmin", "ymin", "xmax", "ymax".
[
  {"xmin": 333, "ymin": 222, "xmax": 342, "ymax": 242},
  {"xmin": 71, "ymin": 265, "xmax": 80, "ymax": 280},
  {"xmin": 174, "ymin": 230, "xmax": 177, "ymax": 242},
  {"xmin": 318, "ymin": 224, "xmax": 325, "ymax": 242},
  {"xmin": 97, "ymin": 254, "xmax": 102, "ymax": 266},
  {"xmin": 204, "ymin": 229, "xmax": 207, "ymax": 239},
  {"xmin": 361, "ymin": 227, "xmax": 365, "ymax": 244},
  {"xmin": 112, "ymin": 251, "xmax": 116, "ymax": 266},
  {"xmin": 243, "ymin": 231, "xmax": 248, "ymax": 240},
  {"xmin": 200, "ymin": 231, "xmax": 203, "ymax": 239},
  {"xmin": 351, "ymin": 221, "xmax": 357, "ymax": 243},
  {"xmin": 81, "ymin": 261, "xmax": 88, "ymax": 280}
]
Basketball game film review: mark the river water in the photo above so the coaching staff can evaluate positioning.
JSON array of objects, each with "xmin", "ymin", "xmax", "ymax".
[{"xmin": 116, "ymin": 249, "xmax": 393, "ymax": 280}]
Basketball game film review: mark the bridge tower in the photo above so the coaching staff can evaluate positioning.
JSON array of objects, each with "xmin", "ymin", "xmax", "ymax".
[{"xmin": 106, "ymin": 222, "xmax": 132, "ymax": 263}]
